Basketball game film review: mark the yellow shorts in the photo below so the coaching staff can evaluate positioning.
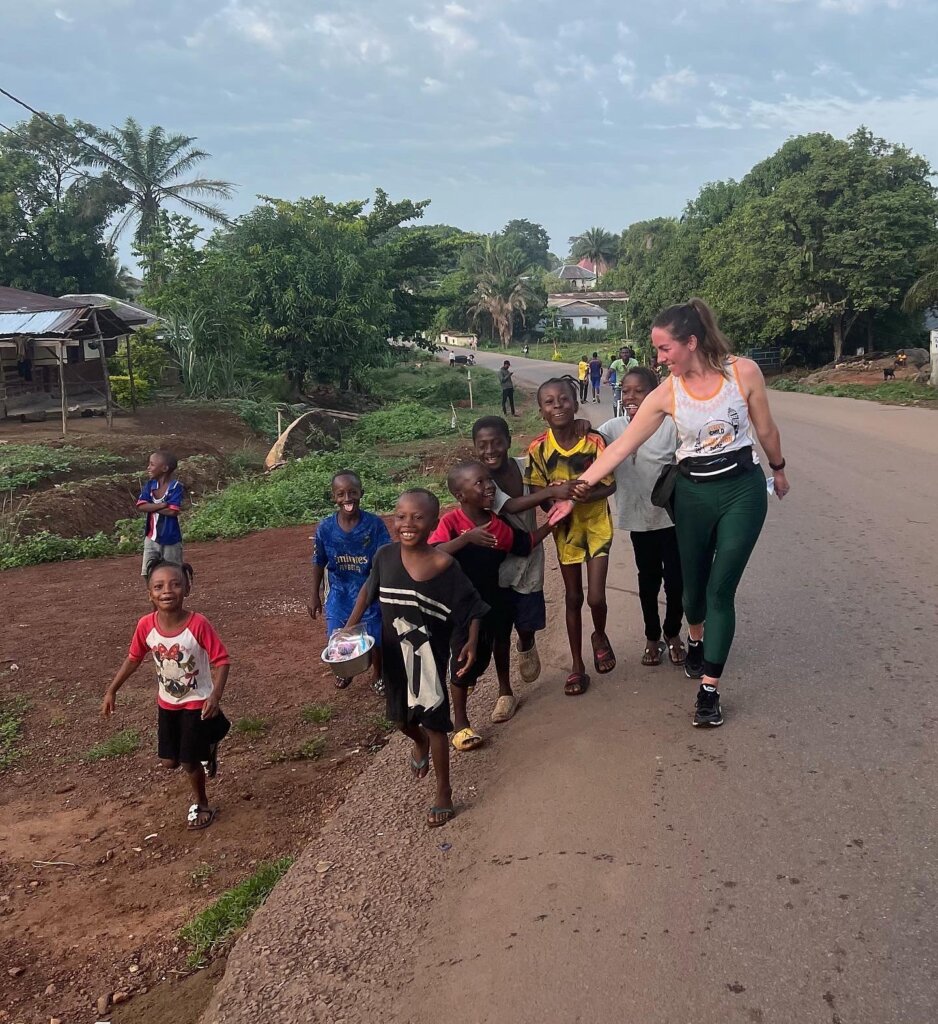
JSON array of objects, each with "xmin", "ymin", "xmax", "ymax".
[{"xmin": 554, "ymin": 508, "xmax": 613, "ymax": 565}]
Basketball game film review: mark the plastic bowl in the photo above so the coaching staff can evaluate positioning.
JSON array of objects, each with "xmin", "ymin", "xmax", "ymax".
[{"xmin": 321, "ymin": 635, "xmax": 375, "ymax": 679}]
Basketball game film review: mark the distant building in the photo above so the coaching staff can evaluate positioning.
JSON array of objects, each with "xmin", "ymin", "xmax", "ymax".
[
  {"xmin": 552, "ymin": 298, "xmax": 608, "ymax": 331},
  {"xmin": 439, "ymin": 330, "xmax": 478, "ymax": 349},
  {"xmin": 552, "ymin": 264, "xmax": 597, "ymax": 291}
]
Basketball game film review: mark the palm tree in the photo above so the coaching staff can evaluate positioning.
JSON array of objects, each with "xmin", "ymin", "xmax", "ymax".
[
  {"xmin": 83, "ymin": 117, "xmax": 235, "ymax": 249},
  {"xmin": 568, "ymin": 226, "xmax": 618, "ymax": 276},
  {"xmin": 467, "ymin": 236, "xmax": 541, "ymax": 349},
  {"xmin": 902, "ymin": 261, "xmax": 938, "ymax": 313}
]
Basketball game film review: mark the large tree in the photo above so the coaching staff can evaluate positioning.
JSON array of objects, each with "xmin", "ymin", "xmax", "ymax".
[
  {"xmin": 568, "ymin": 226, "xmax": 618, "ymax": 273},
  {"xmin": 84, "ymin": 117, "xmax": 234, "ymax": 250},
  {"xmin": 701, "ymin": 129, "xmax": 938, "ymax": 358},
  {"xmin": 0, "ymin": 115, "xmax": 123, "ymax": 295},
  {"xmin": 466, "ymin": 235, "xmax": 543, "ymax": 348},
  {"xmin": 502, "ymin": 218, "xmax": 552, "ymax": 270}
]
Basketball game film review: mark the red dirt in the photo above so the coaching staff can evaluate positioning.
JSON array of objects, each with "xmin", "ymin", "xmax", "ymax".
[{"xmin": 0, "ymin": 524, "xmax": 392, "ymax": 1024}]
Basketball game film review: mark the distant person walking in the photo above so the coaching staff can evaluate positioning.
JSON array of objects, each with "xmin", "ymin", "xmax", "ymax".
[
  {"xmin": 550, "ymin": 298, "xmax": 790, "ymax": 728},
  {"xmin": 588, "ymin": 352, "xmax": 603, "ymax": 403},
  {"xmin": 577, "ymin": 355, "xmax": 590, "ymax": 403},
  {"xmin": 499, "ymin": 360, "xmax": 517, "ymax": 416}
]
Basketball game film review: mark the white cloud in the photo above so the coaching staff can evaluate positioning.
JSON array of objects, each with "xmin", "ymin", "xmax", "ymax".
[
  {"xmin": 709, "ymin": 80, "xmax": 729, "ymax": 97},
  {"xmin": 310, "ymin": 12, "xmax": 392, "ymax": 64},
  {"xmin": 409, "ymin": 6, "xmax": 478, "ymax": 55},
  {"xmin": 616, "ymin": 20, "xmax": 631, "ymax": 38},
  {"xmin": 54, "ymin": 8, "xmax": 74, "ymax": 22},
  {"xmin": 613, "ymin": 53, "xmax": 637, "ymax": 88},
  {"xmin": 422, "ymin": 77, "xmax": 445, "ymax": 93},
  {"xmin": 646, "ymin": 66, "xmax": 698, "ymax": 103}
]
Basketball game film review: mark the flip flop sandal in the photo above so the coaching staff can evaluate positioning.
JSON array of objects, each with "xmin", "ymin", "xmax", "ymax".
[
  {"xmin": 451, "ymin": 727, "xmax": 484, "ymax": 751},
  {"xmin": 333, "ymin": 674, "xmax": 352, "ymax": 690},
  {"xmin": 186, "ymin": 804, "xmax": 216, "ymax": 831},
  {"xmin": 201, "ymin": 742, "xmax": 219, "ymax": 779},
  {"xmin": 564, "ymin": 672, "xmax": 590, "ymax": 696},
  {"xmin": 642, "ymin": 641, "xmax": 666, "ymax": 667},
  {"xmin": 410, "ymin": 754, "xmax": 430, "ymax": 779},
  {"xmin": 490, "ymin": 694, "xmax": 518, "ymax": 724},
  {"xmin": 666, "ymin": 636, "xmax": 687, "ymax": 666},
  {"xmin": 591, "ymin": 632, "xmax": 617, "ymax": 674},
  {"xmin": 371, "ymin": 676, "xmax": 386, "ymax": 696},
  {"xmin": 427, "ymin": 806, "xmax": 455, "ymax": 828}
]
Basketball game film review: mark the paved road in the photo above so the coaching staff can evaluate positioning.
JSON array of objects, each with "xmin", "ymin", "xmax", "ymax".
[
  {"xmin": 209, "ymin": 353, "xmax": 938, "ymax": 1024},
  {"xmin": 415, "ymin": 351, "xmax": 938, "ymax": 1023}
]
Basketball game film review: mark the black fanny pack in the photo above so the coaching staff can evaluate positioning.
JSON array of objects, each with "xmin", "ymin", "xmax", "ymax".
[{"xmin": 677, "ymin": 445, "xmax": 755, "ymax": 482}]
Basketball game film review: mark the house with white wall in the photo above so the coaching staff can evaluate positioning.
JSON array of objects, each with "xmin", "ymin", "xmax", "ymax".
[
  {"xmin": 553, "ymin": 299, "xmax": 608, "ymax": 331},
  {"xmin": 552, "ymin": 264, "xmax": 597, "ymax": 291}
]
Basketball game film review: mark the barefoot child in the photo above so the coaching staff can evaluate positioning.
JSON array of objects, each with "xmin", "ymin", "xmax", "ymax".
[
  {"xmin": 429, "ymin": 461, "xmax": 553, "ymax": 748},
  {"xmin": 309, "ymin": 470, "xmax": 391, "ymax": 691},
  {"xmin": 101, "ymin": 560, "xmax": 230, "ymax": 830},
  {"xmin": 136, "ymin": 449, "xmax": 184, "ymax": 576},
  {"xmin": 527, "ymin": 377, "xmax": 617, "ymax": 695},
  {"xmin": 345, "ymin": 489, "xmax": 488, "ymax": 827},
  {"xmin": 597, "ymin": 368, "xmax": 686, "ymax": 667}
]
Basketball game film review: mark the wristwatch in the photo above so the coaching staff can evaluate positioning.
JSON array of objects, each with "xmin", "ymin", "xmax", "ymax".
[{"xmin": 769, "ymin": 458, "xmax": 786, "ymax": 471}]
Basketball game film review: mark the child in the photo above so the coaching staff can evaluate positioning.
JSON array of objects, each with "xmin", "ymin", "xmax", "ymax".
[
  {"xmin": 527, "ymin": 377, "xmax": 617, "ymax": 695},
  {"xmin": 577, "ymin": 355, "xmax": 589, "ymax": 403},
  {"xmin": 346, "ymin": 489, "xmax": 488, "ymax": 828},
  {"xmin": 472, "ymin": 415, "xmax": 570, "ymax": 688},
  {"xmin": 136, "ymin": 450, "xmax": 184, "ymax": 576},
  {"xmin": 429, "ymin": 461, "xmax": 553, "ymax": 746},
  {"xmin": 597, "ymin": 368, "xmax": 686, "ymax": 667},
  {"xmin": 309, "ymin": 470, "xmax": 391, "ymax": 691},
  {"xmin": 101, "ymin": 560, "xmax": 230, "ymax": 831}
]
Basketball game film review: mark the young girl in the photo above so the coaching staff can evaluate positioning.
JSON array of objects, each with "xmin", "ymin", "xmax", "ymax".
[
  {"xmin": 597, "ymin": 368, "xmax": 686, "ymax": 667},
  {"xmin": 101, "ymin": 560, "xmax": 230, "ymax": 831},
  {"xmin": 309, "ymin": 470, "xmax": 391, "ymax": 691},
  {"xmin": 526, "ymin": 377, "xmax": 617, "ymax": 696}
]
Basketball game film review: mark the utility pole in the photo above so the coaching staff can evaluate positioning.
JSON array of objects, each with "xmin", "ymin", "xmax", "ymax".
[{"xmin": 930, "ymin": 330, "xmax": 938, "ymax": 388}]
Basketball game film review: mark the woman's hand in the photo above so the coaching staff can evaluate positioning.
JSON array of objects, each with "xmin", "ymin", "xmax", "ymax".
[
  {"xmin": 773, "ymin": 469, "xmax": 790, "ymax": 500},
  {"xmin": 547, "ymin": 499, "xmax": 574, "ymax": 526}
]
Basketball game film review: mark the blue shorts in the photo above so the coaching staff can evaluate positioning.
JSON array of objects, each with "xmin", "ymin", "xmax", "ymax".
[{"xmin": 507, "ymin": 589, "xmax": 546, "ymax": 634}]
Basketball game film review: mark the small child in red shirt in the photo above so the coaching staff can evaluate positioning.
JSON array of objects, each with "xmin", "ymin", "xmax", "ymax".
[{"xmin": 101, "ymin": 559, "xmax": 231, "ymax": 830}]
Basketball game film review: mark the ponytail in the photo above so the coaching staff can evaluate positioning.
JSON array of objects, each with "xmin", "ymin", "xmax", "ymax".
[{"xmin": 653, "ymin": 297, "xmax": 733, "ymax": 377}]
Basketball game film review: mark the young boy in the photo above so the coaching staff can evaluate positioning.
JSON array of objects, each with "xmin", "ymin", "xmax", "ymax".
[
  {"xmin": 429, "ymin": 462, "xmax": 553, "ymax": 747},
  {"xmin": 527, "ymin": 378, "xmax": 617, "ymax": 695},
  {"xmin": 577, "ymin": 355, "xmax": 589, "ymax": 403},
  {"xmin": 309, "ymin": 470, "xmax": 391, "ymax": 691},
  {"xmin": 472, "ymin": 415, "xmax": 566, "ymax": 688},
  {"xmin": 136, "ymin": 449, "xmax": 184, "ymax": 576},
  {"xmin": 346, "ymin": 489, "xmax": 488, "ymax": 828}
]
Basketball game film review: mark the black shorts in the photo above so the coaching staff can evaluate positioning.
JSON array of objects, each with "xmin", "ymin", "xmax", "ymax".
[
  {"xmin": 452, "ymin": 598, "xmax": 512, "ymax": 689},
  {"xmin": 507, "ymin": 589, "xmax": 546, "ymax": 634},
  {"xmin": 385, "ymin": 679, "xmax": 453, "ymax": 734},
  {"xmin": 158, "ymin": 706, "xmax": 230, "ymax": 765}
]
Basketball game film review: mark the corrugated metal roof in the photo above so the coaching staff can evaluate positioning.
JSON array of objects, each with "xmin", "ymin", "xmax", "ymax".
[
  {"xmin": 60, "ymin": 294, "xmax": 159, "ymax": 326},
  {"xmin": 556, "ymin": 302, "xmax": 608, "ymax": 317},
  {"xmin": 0, "ymin": 286, "xmax": 86, "ymax": 313},
  {"xmin": 0, "ymin": 309, "xmax": 82, "ymax": 335}
]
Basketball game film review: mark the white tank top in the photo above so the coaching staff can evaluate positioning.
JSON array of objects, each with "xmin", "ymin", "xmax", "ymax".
[{"xmin": 672, "ymin": 359, "xmax": 759, "ymax": 464}]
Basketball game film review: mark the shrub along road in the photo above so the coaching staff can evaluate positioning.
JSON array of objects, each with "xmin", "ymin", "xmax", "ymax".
[{"xmin": 207, "ymin": 354, "xmax": 938, "ymax": 1024}]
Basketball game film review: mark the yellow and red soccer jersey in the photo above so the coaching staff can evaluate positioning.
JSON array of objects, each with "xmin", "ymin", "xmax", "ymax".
[{"xmin": 525, "ymin": 430, "xmax": 614, "ymax": 564}]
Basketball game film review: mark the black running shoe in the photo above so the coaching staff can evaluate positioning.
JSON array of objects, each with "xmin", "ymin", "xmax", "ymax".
[
  {"xmin": 684, "ymin": 640, "xmax": 704, "ymax": 679},
  {"xmin": 693, "ymin": 686, "xmax": 724, "ymax": 728}
]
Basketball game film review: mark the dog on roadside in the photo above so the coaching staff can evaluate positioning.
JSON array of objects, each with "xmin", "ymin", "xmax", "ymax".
[{"xmin": 883, "ymin": 367, "xmax": 896, "ymax": 381}]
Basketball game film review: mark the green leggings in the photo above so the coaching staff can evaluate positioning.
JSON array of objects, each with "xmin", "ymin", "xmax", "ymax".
[{"xmin": 673, "ymin": 467, "xmax": 767, "ymax": 678}]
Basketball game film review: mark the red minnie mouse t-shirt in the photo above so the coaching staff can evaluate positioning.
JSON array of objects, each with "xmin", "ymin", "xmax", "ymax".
[{"xmin": 128, "ymin": 612, "xmax": 229, "ymax": 711}]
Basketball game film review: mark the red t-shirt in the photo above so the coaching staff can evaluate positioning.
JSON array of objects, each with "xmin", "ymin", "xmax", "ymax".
[{"xmin": 129, "ymin": 611, "xmax": 229, "ymax": 710}]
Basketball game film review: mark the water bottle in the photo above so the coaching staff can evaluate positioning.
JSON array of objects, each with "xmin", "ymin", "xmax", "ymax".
[{"xmin": 766, "ymin": 476, "xmax": 775, "ymax": 495}]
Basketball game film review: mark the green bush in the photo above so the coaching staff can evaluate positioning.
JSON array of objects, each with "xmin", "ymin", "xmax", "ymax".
[
  {"xmin": 0, "ymin": 530, "xmax": 117, "ymax": 570},
  {"xmin": 0, "ymin": 697, "xmax": 28, "ymax": 771},
  {"xmin": 380, "ymin": 363, "xmax": 501, "ymax": 409},
  {"xmin": 109, "ymin": 375, "xmax": 152, "ymax": 407},
  {"xmin": 770, "ymin": 378, "xmax": 935, "ymax": 405},
  {"xmin": 354, "ymin": 402, "xmax": 453, "ymax": 445},
  {"xmin": 84, "ymin": 729, "xmax": 140, "ymax": 762}
]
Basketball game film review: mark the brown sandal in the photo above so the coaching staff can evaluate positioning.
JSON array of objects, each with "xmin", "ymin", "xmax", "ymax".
[
  {"xmin": 665, "ymin": 636, "xmax": 686, "ymax": 665},
  {"xmin": 642, "ymin": 640, "xmax": 666, "ymax": 667},
  {"xmin": 591, "ymin": 632, "xmax": 616, "ymax": 674}
]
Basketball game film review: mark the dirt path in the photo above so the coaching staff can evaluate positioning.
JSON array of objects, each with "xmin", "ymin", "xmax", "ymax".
[
  {"xmin": 0, "ymin": 525, "xmax": 393, "ymax": 1024},
  {"xmin": 205, "ymin": 364, "xmax": 938, "ymax": 1024}
]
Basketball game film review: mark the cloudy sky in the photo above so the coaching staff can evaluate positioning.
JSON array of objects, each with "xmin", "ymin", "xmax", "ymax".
[{"xmin": 3, "ymin": 0, "xmax": 938, "ymax": 260}]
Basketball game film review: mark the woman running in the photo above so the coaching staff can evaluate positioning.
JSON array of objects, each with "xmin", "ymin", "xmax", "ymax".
[{"xmin": 550, "ymin": 298, "xmax": 790, "ymax": 728}]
